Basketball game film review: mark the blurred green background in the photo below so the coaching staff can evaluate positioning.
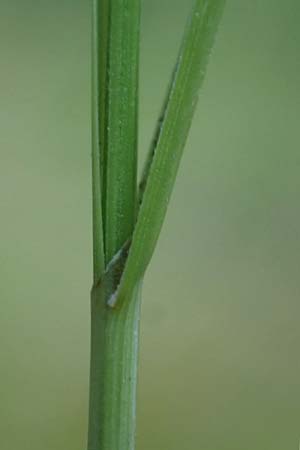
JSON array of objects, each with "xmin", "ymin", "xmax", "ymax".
[{"xmin": 1, "ymin": 1, "xmax": 300, "ymax": 449}]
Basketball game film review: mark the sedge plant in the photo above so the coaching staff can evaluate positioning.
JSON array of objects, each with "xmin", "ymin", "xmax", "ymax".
[{"xmin": 88, "ymin": 0, "xmax": 226, "ymax": 449}]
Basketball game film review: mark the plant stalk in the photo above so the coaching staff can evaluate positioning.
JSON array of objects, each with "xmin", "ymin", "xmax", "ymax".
[
  {"xmin": 87, "ymin": 282, "xmax": 142, "ymax": 450},
  {"xmin": 89, "ymin": 0, "xmax": 141, "ymax": 448},
  {"xmin": 88, "ymin": 0, "xmax": 225, "ymax": 447}
]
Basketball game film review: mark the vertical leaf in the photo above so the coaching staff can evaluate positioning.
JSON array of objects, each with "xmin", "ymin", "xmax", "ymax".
[{"xmin": 104, "ymin": 0, "xmax": 141, "ymax": 264}]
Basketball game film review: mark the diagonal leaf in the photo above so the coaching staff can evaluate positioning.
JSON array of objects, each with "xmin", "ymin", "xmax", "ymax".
[
  {"xmin": 109, "ymin": 0, "xmax": 226, "ymax": 307},
  {"xmin": 137, "ymin": 67, "xmax": 176, "ymax": 206}
]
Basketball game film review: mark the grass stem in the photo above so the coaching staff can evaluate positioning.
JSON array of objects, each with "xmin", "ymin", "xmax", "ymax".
[{"xmin": 89, "ymin": 1, "xmax": 225, "ymax": 448}]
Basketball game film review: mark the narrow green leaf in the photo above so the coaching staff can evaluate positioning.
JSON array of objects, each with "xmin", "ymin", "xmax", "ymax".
[
  {"xmin": 91, "ymin": 0, "xmax": 107, "ymax": 282},
  {"xmin": 138, "ymin": 53, "xmax": 184, "ymax": 207},
  {"xmin": 103, "ymin": 0, "xmax": 141, "ymax": 265},
  {"xmin": 138, "ymin": 73, "xmax": 174, "ymax": 206},
  {"xmin": 111, "ymin": 0, "xmax": 226, "ymax": 307}
]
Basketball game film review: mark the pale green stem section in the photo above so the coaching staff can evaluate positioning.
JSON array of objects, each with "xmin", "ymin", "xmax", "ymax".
[{"xmin": 87, "ymin": 283, "xmax": 142, "ymax": 450}]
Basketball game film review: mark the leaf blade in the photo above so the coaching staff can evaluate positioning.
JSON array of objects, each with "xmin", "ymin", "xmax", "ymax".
[{"xmin": 112, "ymin": 0, "xmax": 226, "ymax": 306}]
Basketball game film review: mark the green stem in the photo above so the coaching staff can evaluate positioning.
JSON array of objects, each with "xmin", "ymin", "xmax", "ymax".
[
  {"xmin": 89, "ymin": 1, "xmax": 141, "ymax": 448},
  {"xmin": 87, "ymin": 282, "xmax": 142, "ymax": 450}
]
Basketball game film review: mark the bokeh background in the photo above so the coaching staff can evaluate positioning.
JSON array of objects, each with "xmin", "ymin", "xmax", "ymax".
[{"xmin": 1, "ymin": 1, "xmax": 300, "ymax": 449}]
